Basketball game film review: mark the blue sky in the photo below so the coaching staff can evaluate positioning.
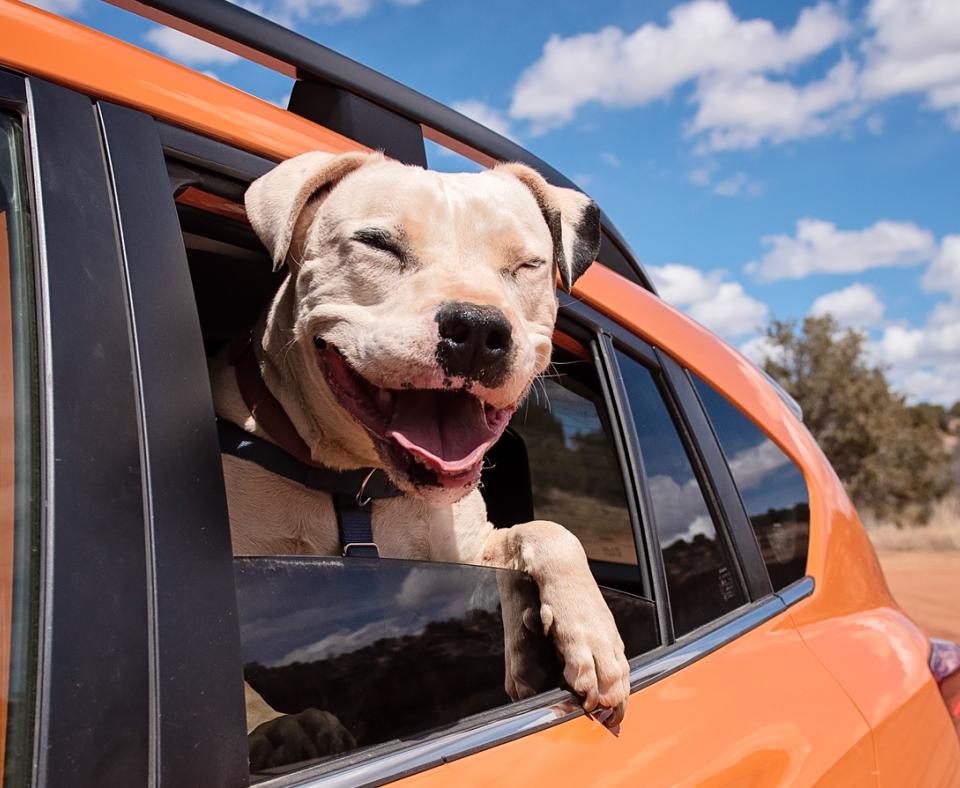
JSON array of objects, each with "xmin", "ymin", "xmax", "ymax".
[{"xmin": 30, "ymin": 0, "xmax": 960, "ymax": 405}]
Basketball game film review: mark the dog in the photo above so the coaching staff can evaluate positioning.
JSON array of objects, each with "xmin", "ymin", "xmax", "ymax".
[{"xmin": 210, "ymin": 150, "xmax": 630, "ymax": 767}]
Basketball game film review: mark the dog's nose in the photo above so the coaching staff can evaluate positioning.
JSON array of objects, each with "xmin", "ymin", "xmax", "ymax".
[{"xmin": 435, "ymin": 301, "xmax": 513, "ymax": 385}]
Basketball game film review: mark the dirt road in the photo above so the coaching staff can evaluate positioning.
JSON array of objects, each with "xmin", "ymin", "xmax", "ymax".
[{"xmin": 877, "ymin": 550, "xmax": 960, "ymax": 642}]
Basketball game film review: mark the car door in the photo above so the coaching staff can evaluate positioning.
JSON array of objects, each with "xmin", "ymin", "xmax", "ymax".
[{"xmin": 103, "ymin": 108, "xmax": 877, "ymax": 785}]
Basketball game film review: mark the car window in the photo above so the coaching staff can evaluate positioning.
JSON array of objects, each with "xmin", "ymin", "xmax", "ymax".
[
  {"xmin": 167, "ymin": 172, "xmax": 659, "ymax": 777},
  {"xmin": 237, "ymin": 557, "xmax": 657, "ymax": 777},
  {"xmin": 692, "ymin": 375, "xmax": 811, "ymax": 590},
  {"xmin": 0, "ymin": 112, "xmax": 39, "ymax": 786},
  {"xmin": 493, "ymin": 342, "xmax": 640, "ymax": 592},
  {"xmin": 615, "ymin": 350, "xmax": 746, "ymax": 636}
]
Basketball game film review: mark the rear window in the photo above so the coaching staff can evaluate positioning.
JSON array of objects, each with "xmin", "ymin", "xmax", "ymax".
[
  {"xmin": 616, "ymin": 351, "xmax": 746, "ymax": 636},
  {"xmin": 693, "ymin": 375, "xmax": 810, "ymax": 590}
]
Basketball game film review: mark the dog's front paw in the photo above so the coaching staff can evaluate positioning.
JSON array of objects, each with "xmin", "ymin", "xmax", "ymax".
[
  {"xmin": 248, "ymin": 708, "xmax": 356, "ymax": 771},
  {"xmin": 537, "ymin": 578, "xmax": 631, "ymax": 727}
]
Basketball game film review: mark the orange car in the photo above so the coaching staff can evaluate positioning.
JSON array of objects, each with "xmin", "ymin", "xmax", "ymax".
[{"xmin": 0, "ymin": 1, "xmax": 958, "ymax": 786}]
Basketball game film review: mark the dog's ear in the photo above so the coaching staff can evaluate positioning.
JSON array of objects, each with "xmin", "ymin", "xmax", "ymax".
[
  {"xmin": 246, "ymin": 150, "xmax": 379, "ymax": 271},
  {"xmin": 497, "ymin": 163, "xmax": 601, "ymax": 292}
]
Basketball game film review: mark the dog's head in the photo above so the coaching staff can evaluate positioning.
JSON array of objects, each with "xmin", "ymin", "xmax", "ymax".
[{"xmin": 246, "ymin": 151, "xmax": 600, "ymax": 504}]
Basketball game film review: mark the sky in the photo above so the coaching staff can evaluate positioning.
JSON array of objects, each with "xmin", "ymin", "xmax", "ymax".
[{"xmin": 27, "ymin": 0, "xmax": 960, "ymax": 405}]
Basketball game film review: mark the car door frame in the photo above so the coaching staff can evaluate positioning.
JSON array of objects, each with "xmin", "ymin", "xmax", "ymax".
[{"xmin": 2, "ymin": 69, "xmax": 153, "ymax": 787}]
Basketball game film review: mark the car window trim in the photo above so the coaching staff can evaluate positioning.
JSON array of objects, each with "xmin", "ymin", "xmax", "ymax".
[
  {"xmin": 260, "ymin": 576, "xmax": 814, "ymax": 788},
  {"xmin": 654, "ymin": 350, "xmax": 772, "ymax": 600},
  {"xmin": 26, "ymin": 77, "xmax": 153, "ymax": 787},
  {"xmin": 99, "ymin": 102, "xmax": 249, "ymax": 787},
  {"xmin": 551, "ymin": 311, "xmax": 655, "ymax": 602},
  {"xmin": 591, "ymin": 330, "xmax": 672, "ymax": 643}
]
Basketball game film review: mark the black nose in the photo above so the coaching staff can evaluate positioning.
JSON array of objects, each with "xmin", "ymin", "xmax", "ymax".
[{"xmin": 435, "ymin": 301, "xmax": 514, "ymax": 386}]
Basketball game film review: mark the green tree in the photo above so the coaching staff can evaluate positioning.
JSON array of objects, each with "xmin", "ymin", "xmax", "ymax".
[{"xmin": 762, "ymin": 315, "xmax": 951, "ymax": 522}]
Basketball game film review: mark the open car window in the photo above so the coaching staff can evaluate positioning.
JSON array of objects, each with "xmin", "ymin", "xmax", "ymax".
[{"xmin": 169, "ymin": 177, "xmax": 660, "ymax": 778}]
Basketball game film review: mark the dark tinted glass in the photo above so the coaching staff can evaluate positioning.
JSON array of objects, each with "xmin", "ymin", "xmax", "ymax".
[
  {"xmin": 693, "ymin": 375, "xmax": 810, "ymax": 590},
  {"xmin": 236, "ymin": 557, "xmax": 657, "ymax": 776},
  {"xmin": 1, "ymin": 112, "xmax": 39, "ymax": 787},
  {"xmin": 615, "ymin": 351, "xmax": 745, "ymax": 635},
  {"xmin": 502, "ymin": 346, "xmax": 635, "ymax": 568}
]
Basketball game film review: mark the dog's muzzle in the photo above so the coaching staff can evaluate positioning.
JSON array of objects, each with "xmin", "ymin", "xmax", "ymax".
[{"xmin": 435, "ymin": 301, "xmax": 513, "ymax": 387}]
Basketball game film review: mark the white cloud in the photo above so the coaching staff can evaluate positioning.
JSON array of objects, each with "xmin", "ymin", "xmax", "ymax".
[
  {"xmin": 452, "ymin": 100, "xmax": 514, "ymax": 139},
  {"xmin": 869, "ymin": 234, "xmax": 960, "ymax": 405},
  {"xmin": 22, "ymin": 0, "xmax": 83, "ymax": 13},
  {"xmin": 739, "ymin": 334, "xmax": 787, "ymax": 367},
  {"xmin": 711, "ymin": 171, "xmax": 762, "ymax": 197},
  {"xmin": 747, "ymin": 217, "xmax": 937, "ymax": 281},
  {"xmin": 810, "ymin": 283, "xmax": 885, "ymax": 328},
  {"xmin": 860, "ymin": 0, "xmax": 960, "ymax": 129},
  {"xmin": 690, "ymin": 58, "xmax": 861, "ymax": 152},
  {"xmin": 922, "ymin": 234, "xmax": 960, "ymax": 299},
  {"xmin": 509, "ymin": 1, "xmax": 849, "ymax": 131},
  {"xmin": 649, "ymin": 263, "xmax": 768, "ymax": 338},
  {"xmin": 688, "ymin": 166, "xmax": 713, "ymax": 186},
  {"xmin": 726, "ymin": 441, "xmax": 790, "ymax": 491},
  {"xmin": 237, "ymin": 0, "xmax": 373, "ymax": 24},
  {"xmin": 145, "ymin": 27, "xmax": 241, "ymax": 66},
  {"xmin": 712, "ymin": 172, "xmax": 748, "ymax": 196},
  {"xmin": 599, "ymin": 152, "xmax": 621, "ymax": 167}
]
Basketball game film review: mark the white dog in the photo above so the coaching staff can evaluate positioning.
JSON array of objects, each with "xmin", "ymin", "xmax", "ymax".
[{"xmin": 211, "ymin": 151, "xmax": 630, "ymax": 765}]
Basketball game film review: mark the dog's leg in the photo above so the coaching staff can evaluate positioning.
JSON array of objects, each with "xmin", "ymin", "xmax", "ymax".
[{"xmin": 481, "ymin": 520, "xmax": 631, "ymax": 726}]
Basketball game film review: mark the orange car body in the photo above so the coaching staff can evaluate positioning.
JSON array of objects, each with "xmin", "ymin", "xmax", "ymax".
[{"xmin": 1, "ymin": 2, "xmax": 958, "ymax": 785}]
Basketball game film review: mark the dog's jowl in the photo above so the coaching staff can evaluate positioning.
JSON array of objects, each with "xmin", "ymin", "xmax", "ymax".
[{"xmin": 211, "ymin": 151, "xmax": 630, "ymax": 769}]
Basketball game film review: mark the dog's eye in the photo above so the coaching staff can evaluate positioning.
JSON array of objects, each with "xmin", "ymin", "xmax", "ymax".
[
  {"xmin": 513, "ymin": 257, "xmax": 547, "ymax": 276},
  {"xmin": 352, "ymin": 228, "xmax": 406, "ymax": 261}
]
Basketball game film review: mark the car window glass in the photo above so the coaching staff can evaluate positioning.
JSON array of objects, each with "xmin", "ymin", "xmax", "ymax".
[
  {"xmin": 0, "ymin": 112, "xmax": 39, "ymax": 787},
  {"xmin": 692, "ymin": 375, "xmax": 810, "ymax": 590},
  {"xmin": 615, "ymin": 350, "xmax": 745, "ymax": 635},
  {"xmin": 500, "ymin": 344, "xmax": 637, "ymax": 573},
  {"xmin": 237, "ymin": 557, "xmax": 658, "ymax": 777}
]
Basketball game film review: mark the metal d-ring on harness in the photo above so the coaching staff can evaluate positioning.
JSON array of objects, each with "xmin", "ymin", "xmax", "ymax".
[{"xmin": 217, "ymin": 336, "xmax": 403, "ymax": 558}]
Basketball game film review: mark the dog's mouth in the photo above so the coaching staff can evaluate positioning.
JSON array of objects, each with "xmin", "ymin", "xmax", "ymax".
[{"xmin": 315, "ymin": 340, "xmax": 515, "ymax": 489}]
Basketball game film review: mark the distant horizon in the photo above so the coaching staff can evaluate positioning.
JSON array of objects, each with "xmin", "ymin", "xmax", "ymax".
[{"xmin": 27, "ymin": 0, "xmax": 960, "ymax": 404}]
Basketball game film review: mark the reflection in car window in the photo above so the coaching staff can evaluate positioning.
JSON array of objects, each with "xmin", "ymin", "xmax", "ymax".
[
  {"xmin": 0, "ymin": 112, "xmax": 38, "ymax": 787},
  {"xmin": 506, "ymin": 346, "xmax": 635, "ymax": 567},
  {"xmin": 236, "ymin": 557, "xmax": 657, "ymax": 775},
  {"xmin": 616, "ymin": 351, "xmax": 745, "ymax": 635},
  {"xmin": 693, "ymin": 375, "xmax": 810, "ymax": 590}
]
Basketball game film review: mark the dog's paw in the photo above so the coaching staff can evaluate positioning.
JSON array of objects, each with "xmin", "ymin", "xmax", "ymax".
[
  {"xmin": 248, "ymin": 708, "xmax": 356, "ymax": 771},
  {"xmin": 536, "ymin": 579, "xmax": 631, "ymax": 727}
]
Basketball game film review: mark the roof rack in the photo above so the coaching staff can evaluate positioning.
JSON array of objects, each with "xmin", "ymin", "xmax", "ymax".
[{"xmin": 107, "ymin": 0, "xmax": 655, "ymax": 292}]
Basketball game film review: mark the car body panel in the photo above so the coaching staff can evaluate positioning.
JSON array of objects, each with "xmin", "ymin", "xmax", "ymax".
[{"xmin": 397, "ymin": 613, "xmax": 875, "ymax": 787}]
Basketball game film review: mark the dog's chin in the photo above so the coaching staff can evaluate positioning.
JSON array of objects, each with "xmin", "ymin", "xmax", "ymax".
[{"xmin": 314, "ymin": 341, "xmax": 516, "ymax": 503}]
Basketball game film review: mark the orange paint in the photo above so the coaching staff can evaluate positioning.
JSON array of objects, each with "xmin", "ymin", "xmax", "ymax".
[{"xmin": 3, "ymin": 1, "xmax": 959, "ymax": 782}]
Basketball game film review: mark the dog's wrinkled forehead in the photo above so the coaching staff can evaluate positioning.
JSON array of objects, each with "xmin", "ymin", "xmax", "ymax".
[
  {"xmin": 321, "ymin": 164, "xmax": 552, "ymax": 257},
  {"xmin": 244, "ymin": 151, "xmax": 601, "ymax": 291}
]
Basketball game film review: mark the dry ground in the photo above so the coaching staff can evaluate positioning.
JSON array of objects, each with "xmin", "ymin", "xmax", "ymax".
[{"xmin": 876, "ymin": 550, "xmax": 960, "ymax": 643}]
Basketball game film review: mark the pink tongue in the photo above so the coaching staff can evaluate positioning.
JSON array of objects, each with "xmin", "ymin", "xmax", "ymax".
[{"xmin": 387, "ymin": 389, "xmax": 503, "ymax": 474}]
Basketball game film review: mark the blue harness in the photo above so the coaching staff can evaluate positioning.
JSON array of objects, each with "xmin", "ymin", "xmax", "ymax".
[{"xmin": 219, "ymin": 338, "xmax": 402, "ymax": 558}]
